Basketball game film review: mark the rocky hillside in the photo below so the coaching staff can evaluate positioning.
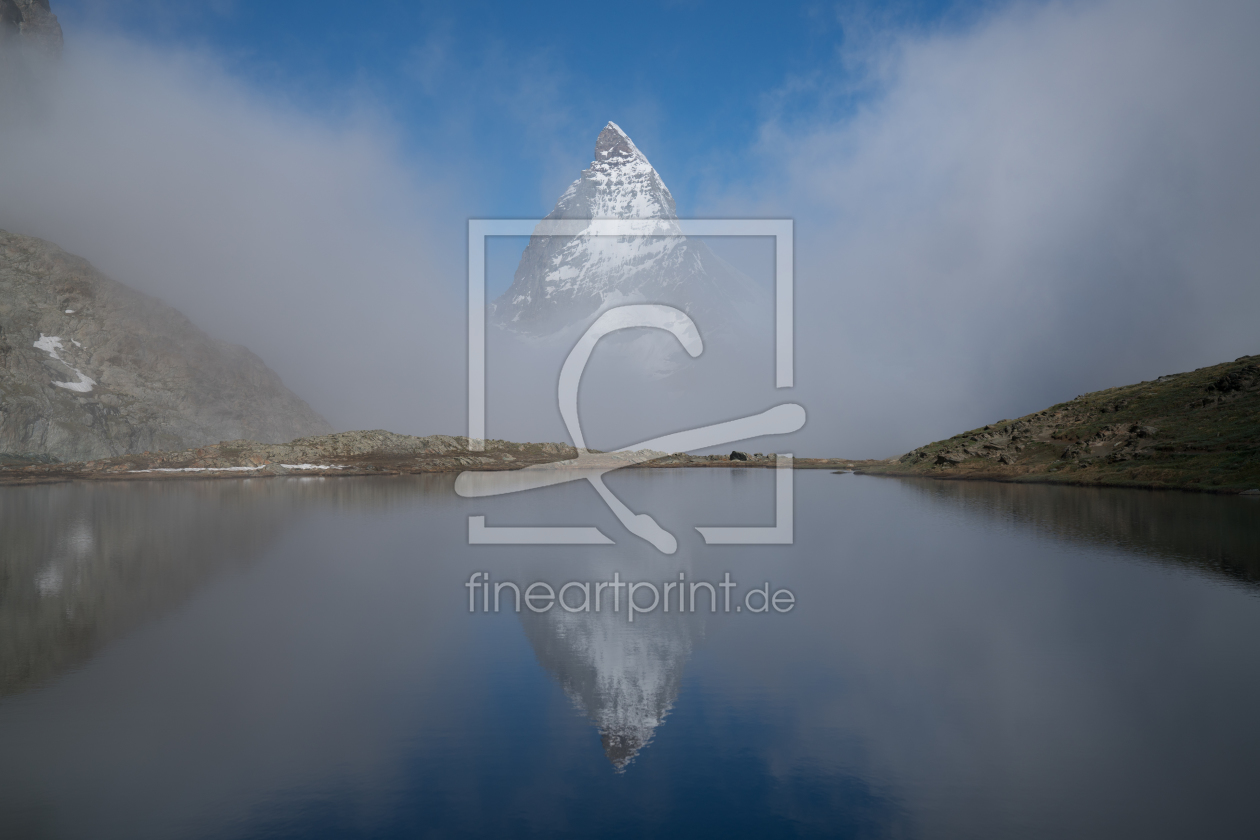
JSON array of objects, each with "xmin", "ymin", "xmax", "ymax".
[
  {"xmin": 862, "ymin": 354, "xmax": 1260, "ymax": 493},
  {"xmin": 0, "ymin": 230, "xmax": 332, "ymax": 462}
]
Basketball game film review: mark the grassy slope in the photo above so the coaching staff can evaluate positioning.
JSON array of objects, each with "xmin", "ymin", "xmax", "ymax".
[{"xmin": 860, "ymin": 354, "xmax": 1260, "ymax": 493}]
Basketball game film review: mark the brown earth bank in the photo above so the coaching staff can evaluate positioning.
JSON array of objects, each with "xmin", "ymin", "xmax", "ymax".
[
  {"xmin": 0, "ymin": 429, "xmax": 869, "ymax": 486},
  {"xmin": 857, "ymin": 354, "xmax": 1260, "ymax": 495}
]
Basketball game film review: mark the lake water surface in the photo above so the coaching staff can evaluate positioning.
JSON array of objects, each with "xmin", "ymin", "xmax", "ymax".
[{"xmin": 1, "ymin": 471, "xmax": 1259, "ymax": 839}]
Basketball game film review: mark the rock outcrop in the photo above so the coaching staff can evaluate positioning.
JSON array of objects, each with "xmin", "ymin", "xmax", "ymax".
[
  {"xmin": 0, "ymin": 0, "xmax": 62, "ymax": 52},
  {"xmin": 0, "ymin": 230, "xmax": 332, "ymax": 461}
]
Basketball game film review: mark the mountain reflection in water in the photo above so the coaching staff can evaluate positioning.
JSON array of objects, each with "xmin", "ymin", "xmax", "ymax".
[
  {"xmin": 0, "ymin": 479, "xmax": 290, "ymax": 697},
  {"xmin": 0, "ymin": 476, "xmax": 451, "ymax": 697},
  {"xmin": 520, "ymin": 583, "xmax": 701, "ymax": 771},
  {"xmin": 0, "ymin": 472, "xmax": 1258, "ymax": 839}
]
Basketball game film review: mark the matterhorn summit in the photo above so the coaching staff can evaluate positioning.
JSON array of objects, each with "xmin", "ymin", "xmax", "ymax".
[{"xmin": 492, "ymin": 122, "xmax": 753, "ymax": 339}]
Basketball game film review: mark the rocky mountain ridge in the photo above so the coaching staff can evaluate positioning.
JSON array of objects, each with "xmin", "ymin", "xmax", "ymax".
[
  {"xmin": 0, "ymin": 230, "xmax": 332, "ymax": 461},
  {"xmin": 0, "ymin": 0, "xmax": 61, "ymax": 51}
]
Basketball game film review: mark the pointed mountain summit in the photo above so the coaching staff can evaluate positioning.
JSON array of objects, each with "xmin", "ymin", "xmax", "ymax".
[
  {"xmin": 492, "ymin": 122, "xmax": 753, "ymax": 338},
  {"xmin": 575, "ymin": 121, "xmax": 678, "ymax": 221}
]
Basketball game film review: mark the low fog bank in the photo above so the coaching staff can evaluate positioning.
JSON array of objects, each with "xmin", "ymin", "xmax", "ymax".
[
  {"xmin": 485, "ymin": 319, "xmax": 786, "ymax": 456},
  {"xmin": 0, "ymin": 34, "xmax": 466, "ymax": 437},
  {"xmin": 728, "ymin": 0, "xmax": 1260, "ymax": 456}
]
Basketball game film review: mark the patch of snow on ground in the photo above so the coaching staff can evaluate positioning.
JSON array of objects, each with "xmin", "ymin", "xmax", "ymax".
[
  {"xmin": 54, "ymin": 370, "xmax": 96, "ymax": 392},
  {"xmin": 130, "ymin": 466, "xmax": 266, "ymax": 473},
  {"xmin": 34, "ymin": 333, "xmax": 97, "ymax": 392},
  {"xmin": 34, "ymin": 334, "xmax": 64, "ymax": 359},
  {"xmin": 127, "ymin": 464, "xmax": 348, "ymax": 474}
]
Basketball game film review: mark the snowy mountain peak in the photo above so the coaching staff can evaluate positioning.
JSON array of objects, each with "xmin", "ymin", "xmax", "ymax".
[
  {"xmin": 492, "ymin": 122, "xmax": 751, "ymax": 338},
  {"xmin": 594, "ymin": 121, "xmax": 644, "ymax": 165},
  {"xmin": 548, "ymin": 121, "xmax": 677, "ymax": 223}
]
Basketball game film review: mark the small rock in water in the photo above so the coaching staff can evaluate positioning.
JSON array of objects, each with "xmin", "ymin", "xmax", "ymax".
[{"xmin": 729, "ymin": 451, "xmax": 749, "ymax": 461}]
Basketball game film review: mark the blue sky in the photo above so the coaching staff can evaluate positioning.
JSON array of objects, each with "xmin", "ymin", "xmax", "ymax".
[{"xmin": 54, "ymin": 0, "xmax": 991, "ymax": 216}]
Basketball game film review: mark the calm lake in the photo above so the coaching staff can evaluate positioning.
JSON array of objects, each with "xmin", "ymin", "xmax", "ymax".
[{"xmin": 1, "ymin": 471, "xmax": 1259, "ymax": 839}]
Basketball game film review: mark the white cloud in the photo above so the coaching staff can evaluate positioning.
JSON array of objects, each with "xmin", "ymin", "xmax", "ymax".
[
  {"xmin": 724, "ymin": 0, "xmax": 1260, "ymax": 455},
  {"xmin": 0, "ymin": 34, "xmax": 466, "ymax": 435}
]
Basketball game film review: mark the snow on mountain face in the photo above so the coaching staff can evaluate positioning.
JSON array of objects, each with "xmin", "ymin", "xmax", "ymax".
[
  {"xmin": 567, "ymin": 121, "xmax": 679, "ymax": 222},
  {"xmin": 492, "ymin": 122, "xmax": 750, "ymax": 338}
]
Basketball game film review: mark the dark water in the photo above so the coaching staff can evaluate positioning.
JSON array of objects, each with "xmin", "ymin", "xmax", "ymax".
[{"xmin": 1, "ymin": 471, "xmax": 1259, "ymax": 839}]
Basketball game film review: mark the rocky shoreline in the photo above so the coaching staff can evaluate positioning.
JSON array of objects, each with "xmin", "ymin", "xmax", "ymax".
[{"xmin": 0, "ymin": 429, "xmax": 866, "ymax": 486}]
